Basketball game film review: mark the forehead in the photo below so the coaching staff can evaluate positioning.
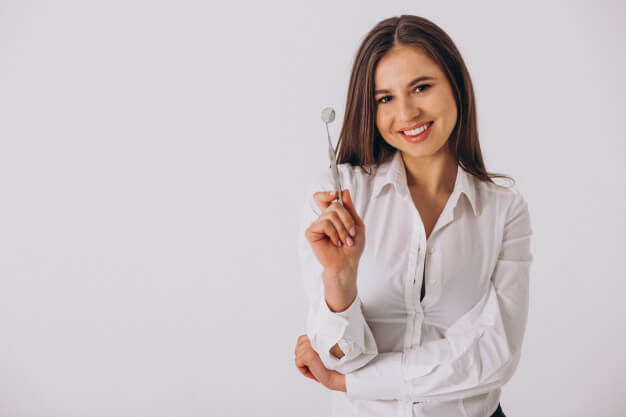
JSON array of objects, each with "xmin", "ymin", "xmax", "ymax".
[{"xmin": 374, "ymin": 45, "xmax": 439, "ymax": 86}]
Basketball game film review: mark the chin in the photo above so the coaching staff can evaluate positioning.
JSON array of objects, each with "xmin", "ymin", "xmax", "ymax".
[{"xmin": 404, "ymin": 148, "xmax": 434, "ymax": 159}]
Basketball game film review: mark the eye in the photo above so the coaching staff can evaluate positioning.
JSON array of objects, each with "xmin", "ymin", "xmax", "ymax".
[
  {"xmin": 414, "ymin": 84, "xmax": 431, "ymax": 93},
  {"xmin": 376, "ymin": 84, "xmax": 431, "ymax": 104}
]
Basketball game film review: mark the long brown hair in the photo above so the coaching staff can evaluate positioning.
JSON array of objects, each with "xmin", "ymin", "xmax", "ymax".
[{"xmin": 336, "ymin": 15, "xmax": 513, "ymax": 186}]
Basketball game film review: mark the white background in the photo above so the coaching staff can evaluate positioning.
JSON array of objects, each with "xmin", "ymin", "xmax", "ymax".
[{"xmin": 1, "ymin": 0, "xmax": 624, "ymax": 416}]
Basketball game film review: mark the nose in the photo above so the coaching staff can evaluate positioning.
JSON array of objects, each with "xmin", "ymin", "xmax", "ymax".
[{"xmin": 397, "ymin": 96, "xmax": 420, "ymax": 125}]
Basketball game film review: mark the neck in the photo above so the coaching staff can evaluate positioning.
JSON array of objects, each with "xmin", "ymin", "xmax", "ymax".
[{"xmin": 401, "ymin": 147, "xmax": 458, "ymax": 196}]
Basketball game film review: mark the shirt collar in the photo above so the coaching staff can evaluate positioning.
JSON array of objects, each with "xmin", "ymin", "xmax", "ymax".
[{"xmin": 372, "ymin": 151, "xmax": 480, "ymax": 216}]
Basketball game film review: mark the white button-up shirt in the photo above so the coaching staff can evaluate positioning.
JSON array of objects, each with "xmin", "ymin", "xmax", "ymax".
[{"xmin": 297, "ymin": 150, "xmax": 533, "ymax": 417}]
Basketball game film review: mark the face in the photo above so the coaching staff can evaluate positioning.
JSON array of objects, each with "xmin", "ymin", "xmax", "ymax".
[{"xmin": 374, "ymin": 44, "xmax": 458, "ymax": 163}]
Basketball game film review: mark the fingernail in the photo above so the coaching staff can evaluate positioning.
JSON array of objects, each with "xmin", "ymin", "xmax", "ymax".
[
  {"xmin": 329, "ymin": 190, "xmax": 335, "ymax": 196},
  {"xmin": 346, "ymin": 237, "xmax": 353, "ymax": 247},
  {"xmin": 349, "ymin": 227, "xmax": 356, "ymax": 237}
]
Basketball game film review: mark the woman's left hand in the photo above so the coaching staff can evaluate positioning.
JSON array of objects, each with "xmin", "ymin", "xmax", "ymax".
[{"xmin": 294, "ymin": 334, "xmax": 346, "ymax": 392}]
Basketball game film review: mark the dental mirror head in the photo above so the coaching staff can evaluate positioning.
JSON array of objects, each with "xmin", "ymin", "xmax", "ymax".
[{"xmin": 321, "ymin": 107, "xmax": 335, "ymax": 124}]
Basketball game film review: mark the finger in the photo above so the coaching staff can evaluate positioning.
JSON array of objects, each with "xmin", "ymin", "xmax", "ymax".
[
  {"xmin": 296, "ymin": 343, "xmax": 311, "ymax": 358},
  {"xmin": 295, "ymin": 349, "xmax": 310, "ymax": 369},
  {"xmin": 296, "ymin": 347, "xmax": 328, "ymax": 386},
  {"xmin": 294, "ymin": 335, "xmax": 310, "ymax": 354},
  {"xmin": 295, "ymin": 345, "xmax": 320, "ymax": 376},
  {"xmin": 296, "ymin": 364, "xmax": 319, "ymax": 382},
  {"xmin": 303, "ymin": 351, "xmax": 329, "ymax": 386},
  {"xmin": 301, "ymin": 367, "xmax": 319, "ymax": 382},
  {"xmin": 341, "ymin": 189, "xmax": 364, "ymax": 228},
  {"xmin": 305, "ymin": 217, "xmax": 343, "ymax": 248},
  {"xmin": 296, "ymin": 334, "xmax": 310, "ymax": 348},
  {"xmin": 326, "ymin": 201, "xmax": 357, "ymax": 240},
  {"xmin": 306, "ymin": 219, "xmax": 342, "ymax": 248},
  {"xmin": 321, "ymin": 210, "xmax": 352, "ymax": 247},
  {"xmin": 313, "ymin": 191, "xmax": 338, "ymax": 211}
]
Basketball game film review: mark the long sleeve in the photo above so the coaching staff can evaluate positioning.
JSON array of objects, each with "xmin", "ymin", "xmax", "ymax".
[
  {"xmin": 296, "ymin": 169, "xmax": 378, "ymax": 374},
  {"xmin": 345, "ymin": 191, "xmax": 533, "ymax": 402}
]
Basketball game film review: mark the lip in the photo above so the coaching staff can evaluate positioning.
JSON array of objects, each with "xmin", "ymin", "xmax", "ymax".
[
  {"xmin": 400, "ymin": 121, "xmax": 433, "ymax": 144},
  {"xmin": 399, "ymin": 121, "xmax": 432, "ymax": 132}
]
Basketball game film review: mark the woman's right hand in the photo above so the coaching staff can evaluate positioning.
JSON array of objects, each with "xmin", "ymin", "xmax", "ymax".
[{"xmin": 304, "ymin": 189, "xmax": 365, "ymax": 287}]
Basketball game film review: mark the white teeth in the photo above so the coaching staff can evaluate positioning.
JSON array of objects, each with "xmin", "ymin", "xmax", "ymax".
[{"xmin": 403, "ymin": 122, "xmax": 431, "ymax": 136}]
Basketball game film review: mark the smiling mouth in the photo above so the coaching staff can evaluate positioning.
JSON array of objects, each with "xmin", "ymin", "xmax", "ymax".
[
  {"xmin": 400, "ymin": 121, "xmax": 433, "ymax": 136},
  {"xmin": 399, "ymin": 121, "xmax": 433, "ymax": 143},
  {"xmin": 399, "ymin": 120, "xmax": 432, "ymax": 133}
]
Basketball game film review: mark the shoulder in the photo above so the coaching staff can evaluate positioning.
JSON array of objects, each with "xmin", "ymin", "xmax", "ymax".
[{"xmin": 477, "ymin": 177, "xmax": 531, "ymax": 226}]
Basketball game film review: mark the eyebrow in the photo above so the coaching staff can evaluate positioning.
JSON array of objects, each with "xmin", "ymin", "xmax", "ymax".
[{"xmin": 374, "ymin": 76, "xmax": 435, "ymax": 95}]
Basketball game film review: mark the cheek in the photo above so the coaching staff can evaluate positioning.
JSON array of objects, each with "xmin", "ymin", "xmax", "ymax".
[
  {"xmin": 376, "ymin": 108, "xmax": 390, "ymax": 130},
  {"xmin": 434, "ymin": 92, "xmax": 457, "ymax": 122}
]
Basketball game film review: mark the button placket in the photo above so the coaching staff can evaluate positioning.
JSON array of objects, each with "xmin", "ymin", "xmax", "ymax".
[
  {"xmin": 413, "ymin": 247, "xmax": 420, "ymax": 285},
  {"xmin": 414, "ymin": 237, "xmax": 428, "ymax": 322},
  {"xmin": 404, "ymin": 223, "xmax": 422, "ymax": 350},
  {"xmin": 414, "ymin": 239, "xmax": 426, "ymax": 325}
]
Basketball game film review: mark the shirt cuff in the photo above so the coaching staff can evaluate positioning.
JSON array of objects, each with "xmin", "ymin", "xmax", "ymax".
[
  {"xmin": 345, "ymin": 352, "xmax": 409, "ymax": 401},
  {"xmin": 316, "ymin": 293, "xmax": 362, "ymax": 355}
]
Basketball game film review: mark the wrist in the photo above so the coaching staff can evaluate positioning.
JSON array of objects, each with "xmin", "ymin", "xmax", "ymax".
[
  {"xmin": 324, "ymin": 286, "xmax": 357, "ymax": 312},
  {"xmin": 331, "ymin": 372, "xmax": 347, "ymax": 392},
  {"xmin": 322, "ymin": 267, "xmax": 358, "ymax": 312},
  {"xmin": 323, "ymin": 265, "xmax": 357, "ymax": 281},
  {"xmin": 323, "ymin": 267, "xmax": 357, "ymax": 290}
]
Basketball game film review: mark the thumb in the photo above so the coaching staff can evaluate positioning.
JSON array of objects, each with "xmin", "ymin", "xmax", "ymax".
[
  {"xmin": 313, "ymin": 190, "xmax": 339, "ymax": 211},
  {"xmin": 341, "ymin": 189, "xmax": 363, "ymax": 227}
]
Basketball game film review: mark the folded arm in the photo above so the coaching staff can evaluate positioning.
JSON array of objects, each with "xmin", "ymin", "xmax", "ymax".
[{"xmin": 297, "ymin": 174, "xmax": 378, "ymax": 374}]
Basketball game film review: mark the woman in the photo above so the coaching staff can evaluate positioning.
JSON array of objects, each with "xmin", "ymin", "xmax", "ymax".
[{"xmin": 294, "ymin": 15, "xmax": 532, "ymax": 417}]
